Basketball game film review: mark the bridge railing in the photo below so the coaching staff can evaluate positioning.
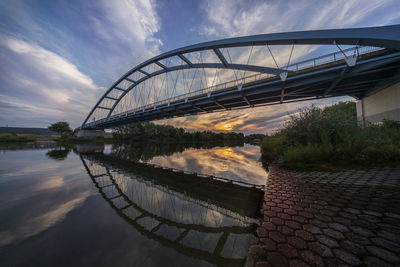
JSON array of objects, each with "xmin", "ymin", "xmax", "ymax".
[{"xmin": 85, "ymin": 45, "xmax": 382, "ymax": 127}]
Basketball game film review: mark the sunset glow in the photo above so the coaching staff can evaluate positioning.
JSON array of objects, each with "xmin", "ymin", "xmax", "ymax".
[{"xmin": 223, "ymin": 124, "xmax": 233, "ymax": 131}]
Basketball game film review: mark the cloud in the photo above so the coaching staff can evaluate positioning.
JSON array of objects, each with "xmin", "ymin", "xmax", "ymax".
[
  {"xmin": 3, "ymin": 36, "xmax": 97, "ymax": 90},
  {"xmin": 0, "ymin": 35, "xmax": 104, "ymax": 127},
  {"xmin": 200, "ymin": 0, "xmax": 392, "ymax": 38},
  {"xmin": 88, "ymin": 0, "xmax": 162, "ymax": 64},
  {"xmin": 0, "ymin": 0, "xmax": 163, "ymax": 128}
]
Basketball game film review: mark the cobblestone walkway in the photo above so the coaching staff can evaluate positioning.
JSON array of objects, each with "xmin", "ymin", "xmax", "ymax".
[{"xmin": 249, "ymin": 165, "xmax": 400, "ymax": 266}]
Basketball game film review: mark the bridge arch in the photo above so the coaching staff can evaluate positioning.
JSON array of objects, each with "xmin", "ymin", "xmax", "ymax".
[{"xmin": 82, "ymin": 25, "xmax": 400, "ymax": 129}]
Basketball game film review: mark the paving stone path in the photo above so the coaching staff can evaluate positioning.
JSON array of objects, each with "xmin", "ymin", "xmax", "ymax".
[{"xmin": 248, "ymin": 165, "xmax": 400, "ymax": 266}]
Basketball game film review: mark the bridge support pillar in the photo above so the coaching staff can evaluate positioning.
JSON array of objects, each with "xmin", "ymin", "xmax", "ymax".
[
  {"xmin": 356, "ymin": 81, "xmax": 400, "ymax": 126},
  {"xmin": 76, "ymin": 129, "xmax": 105, "ymax": 138}
]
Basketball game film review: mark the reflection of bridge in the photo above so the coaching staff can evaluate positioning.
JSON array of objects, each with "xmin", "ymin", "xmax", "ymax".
[
  {"xmin": 80, "ymin": 152, "xmax": 263, "ymax": 266},
  {"xmin": 80, "ymin": 25, "xmax": 400, "ymax": 130}
]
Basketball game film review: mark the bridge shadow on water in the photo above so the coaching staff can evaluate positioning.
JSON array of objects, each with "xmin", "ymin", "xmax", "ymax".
[{"xmin": 78, "ymin": 147, "xmax": 264, "ymax": 266}]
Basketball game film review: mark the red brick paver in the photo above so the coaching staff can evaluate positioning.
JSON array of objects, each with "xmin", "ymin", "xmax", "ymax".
[{"xmin": 248, "ymin": 165, "xmax": 400, "ymax": 266}]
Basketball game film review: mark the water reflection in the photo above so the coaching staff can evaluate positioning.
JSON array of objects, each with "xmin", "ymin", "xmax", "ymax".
[
  {"xmin": 108, "ymin": 142, "xmax": 267, "ymax": 185},
  {"xmin": 109, "ymin": 140, "xmax": 244, "ymax": 162},
  {"xmin": 46, "ymin": 148, "xmax": 71, "ymax": 161},
  {"xmin": 0, "ymin": 149, "xmax": 93, "ymax": 248},
  {"xmin": 0, "ymin": 143, "xmax": 265, "ymax": 266},
  {"xmin": 80, "ymin": 151, "xmax": 263, "ymax": 266},
  {"xmin": 145, "ymin": 145, "xmax": 266, "ymax": 185}
]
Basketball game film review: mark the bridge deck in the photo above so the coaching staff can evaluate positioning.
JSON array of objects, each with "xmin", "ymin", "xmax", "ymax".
[{"xmin": 85, "ymin": 48, "xmax": 400, "ymax": 129}]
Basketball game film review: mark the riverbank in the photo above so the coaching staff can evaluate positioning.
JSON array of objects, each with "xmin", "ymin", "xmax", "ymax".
[
  {"xmin": 0, "ymin": 133, "xmax": 58, "ymax": 143},
  {"xmin": 248, "ymin": 165, "xmax": 400, "ymax": 266},
  {"xmin": 0, "ymin": 133, "xmax": 115, "ymax": 143}
]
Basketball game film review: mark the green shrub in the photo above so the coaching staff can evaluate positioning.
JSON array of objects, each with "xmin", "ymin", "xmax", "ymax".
[
  {"xmin": 261, "ymin": 134, "xmax": 284, "ymax": 163},
  {"xmin": 281, "ymin": 102, "xmax": 357, "ymax": 147},
  {"xmin": 261, "ymin": 102, "xmax": 400, "ymax": 167}
]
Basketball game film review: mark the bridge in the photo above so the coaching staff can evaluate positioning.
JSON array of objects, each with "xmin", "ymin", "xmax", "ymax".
[
  {"xmin": 79, "ymin": 151, "xmax": 264, "ymax": 266},
  {"xmin": 80, "ymin": 25, "xmax": 400, "ymax": 131}
]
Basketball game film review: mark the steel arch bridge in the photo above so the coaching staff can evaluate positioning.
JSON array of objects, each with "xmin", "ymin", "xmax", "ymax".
[{"xmin": 81, "ymin": 25, "xmax": 400, "ymax": 130}]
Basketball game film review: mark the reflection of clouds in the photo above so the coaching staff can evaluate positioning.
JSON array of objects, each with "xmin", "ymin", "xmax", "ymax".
[
  {"xmin": 0, "ymin": 149, "xmax": 94, "ymax": 247},
  {"xmin": 0, "ymin": 192, "xmax": 89, "ymax": 247},
  {"xmin": 0, "ymin": 150, "xmax": 81, "ymax": 182},
  {"xmin": 0, "ymin": 161, "xmax": 60, "ymax": 179},
  {"xmin": 147, "ymin": 145, "xmax": 267, "ymax": 185},
  {"xmin": 1, "ymin": 161, "xmax": 87, "ymax": 205},
  {"xmin": 32, "ymin": 175, "xmax": 64, "ymax": 191}
]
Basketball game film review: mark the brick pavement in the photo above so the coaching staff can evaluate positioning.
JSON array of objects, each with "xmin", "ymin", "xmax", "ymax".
[{"xmin": 248, "ymin": 165, "xmax": 400, "ymax": 266}]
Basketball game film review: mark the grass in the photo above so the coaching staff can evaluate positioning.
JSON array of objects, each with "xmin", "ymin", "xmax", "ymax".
[
  {"xmin": 0, "ymin": 133, "xmax": 39, "ymax": 142},
  {"xmin": 0, "ymin": 133, "xmax": 113, "ymax": 145}
]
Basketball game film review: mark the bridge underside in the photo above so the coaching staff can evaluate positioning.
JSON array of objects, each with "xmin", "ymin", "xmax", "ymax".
[{"xmin": 85, "ymin": 49, "xmax": 400, "ymax": 130}]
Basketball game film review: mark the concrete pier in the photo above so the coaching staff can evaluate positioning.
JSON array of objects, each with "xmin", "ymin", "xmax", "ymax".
[
  {"xmin": 356, "ymin": 81, "xmax": 400, "ymax": 125},
  {"xmin": 75, "ymin": 129, "xmax": 105, "ymax": 138}
]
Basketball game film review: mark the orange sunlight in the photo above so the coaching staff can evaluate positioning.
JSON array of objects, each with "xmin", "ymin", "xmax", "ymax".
[
  {"xmin": 217, "ymin": 147, "xmax": 233, "ymax": 157},
  {"xmin": 223, "ymin": 124, "xmax": 233, "ymax": 131},
  {"xmin": 215, "ymin": 123, "xmax": 234, "ymax": 131}
]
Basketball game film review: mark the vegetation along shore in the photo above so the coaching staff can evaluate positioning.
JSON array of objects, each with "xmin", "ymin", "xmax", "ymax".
[{"xmin": 261, "ymin": 102, "xmax": 400, "ymax": 169}]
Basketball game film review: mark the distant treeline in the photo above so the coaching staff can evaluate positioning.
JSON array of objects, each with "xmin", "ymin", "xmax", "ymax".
[
  {"xmin": 0, "ymin": 127, "xmax": 57, "ymax": 135},
  {"xmin": 113, "ymin": 122, "xmax": 245, "ymax": 143},
  {"xmin": 244, "ymin": 134, "xmax": 266, "ymax": 145}
]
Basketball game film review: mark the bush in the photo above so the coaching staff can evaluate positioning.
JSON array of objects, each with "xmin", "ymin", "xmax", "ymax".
[
  {"xmin": 281, "ymin": 102, "xmax": 357, "ymax": 147},
  {"xmin": 260, "ymin": 134, "xmax": 284, "ymax": 164},
  {"xmin": 260, "ymin": 102, "xmax": 400, "ymax": 166}
]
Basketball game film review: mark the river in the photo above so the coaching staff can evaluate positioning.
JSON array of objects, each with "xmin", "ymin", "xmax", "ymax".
[{"xmin": 0, "ymin": 142, "xmax": 267, "ymax": 266}]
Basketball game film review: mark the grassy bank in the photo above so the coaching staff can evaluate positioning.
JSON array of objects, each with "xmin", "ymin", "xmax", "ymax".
[
  {"xmin": 261, "ymin": 102, "xmax": 400, "ymax": 168},
  {"xmin": 0, "ymin": 133, "xmax": 49, "ymax": 142},
  {"xmin": 0, "ymin": 133, "xmax": 114, "ymax": 145}
]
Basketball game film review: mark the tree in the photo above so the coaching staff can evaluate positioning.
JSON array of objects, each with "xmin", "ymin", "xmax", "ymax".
[{"xmin": 48, "ymin": 121, "xmax": 72, "ymax": 135}]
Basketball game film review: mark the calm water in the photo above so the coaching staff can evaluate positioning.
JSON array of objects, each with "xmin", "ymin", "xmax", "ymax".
[{"xmin": 0, "ymin": 143, "xmax": 267, "ymax": 266}]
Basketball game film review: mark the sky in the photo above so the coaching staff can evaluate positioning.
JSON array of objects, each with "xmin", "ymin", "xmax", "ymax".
[{"xmin": 0, "ymin": 0, "xmax": 399, "ymax": 134}]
